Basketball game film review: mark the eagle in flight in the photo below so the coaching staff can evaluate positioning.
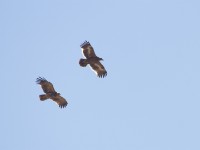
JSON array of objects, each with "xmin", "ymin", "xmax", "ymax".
[
  {"xmin": 79, "ymin": 41, "xmax": 107, "ymax": 78},
  {"xmin": 36, "ymin": 77, "xmax": 68, "ymax": 108}
]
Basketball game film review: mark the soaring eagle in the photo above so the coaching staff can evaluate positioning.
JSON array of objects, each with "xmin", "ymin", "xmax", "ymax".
[
  {"xmin": 79, "ymin": 41, "xmax": 107, "ymax": 78},
  {"xmin": 36, "ymin": 77, "xmax": 68, "ymax": 108}
]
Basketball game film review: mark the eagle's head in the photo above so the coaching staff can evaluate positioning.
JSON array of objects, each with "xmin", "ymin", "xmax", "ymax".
[
  {"xmin": 98, "ymin": 57, "xmax": 103, "ymax": 61},
  {"xmin": 49, "ymin": 92, "xmax": 60, "ymax": 97},
  {"xmin": 55, "ymin": 92, "xmax": 61, "ymax": 96}
]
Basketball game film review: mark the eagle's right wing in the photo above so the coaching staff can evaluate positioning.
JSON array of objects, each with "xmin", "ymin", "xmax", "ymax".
[
  {"xmin": 51, "ymin": 95, "xmax": 68, "ymax": 108},
  {"xmin": 81, "ymin": 41, "xmax": 97, "ymax": 58},
  {"xmin": 90, "ymin": 61, "xmax": 107, "ymax": 78},
  {"xmin": 36, "ymin": 77, "xmax": 56, "ymax": 94}
]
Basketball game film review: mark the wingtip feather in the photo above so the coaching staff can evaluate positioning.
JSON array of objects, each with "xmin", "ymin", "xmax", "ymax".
[
  {"xmin": 59, "ymin": 103, "xmax": 68, "ymax": 108},
  {"xmin": 36, "ymin": 77, "xmax": 47, "ymax": 84},
  {"xmin": 98, "ymin": 72, "xmax": 107, "ymax": 78},
  {"xmin": 80, "ymin": 40, "xmax": 90, "ymax": 48}
]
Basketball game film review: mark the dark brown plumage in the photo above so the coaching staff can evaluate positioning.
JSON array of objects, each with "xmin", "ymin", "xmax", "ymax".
[
  {"xmin": 36, "ymin": 77, "xmax": 68, "ymax": 108},
  {"xmin": 79, "ymin": 41, "xmax": 107, "ymax": 78}
]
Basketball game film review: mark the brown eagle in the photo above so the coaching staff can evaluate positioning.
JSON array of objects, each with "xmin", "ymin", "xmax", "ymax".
[
  {"xmin": 36, "ymin": 77, "xmax": 68, "ymax": 108},
  {"xmin": 79, "ymin": 41, "xmax": 107, "ymax": 78}
]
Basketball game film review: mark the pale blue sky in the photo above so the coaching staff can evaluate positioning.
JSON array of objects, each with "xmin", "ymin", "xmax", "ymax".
[{"xmin": 1, "ymin": 0, "xmax": 200, "ymax": 150}]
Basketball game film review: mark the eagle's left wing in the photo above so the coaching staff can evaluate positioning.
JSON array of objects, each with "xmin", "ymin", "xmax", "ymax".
[
  {"xmin": 51, "ymin": 95, "xmax": 68, "ymax": 108},
  {"xmin": 90, "ymin": 61, "xmax": 107, "ymax": 78},
  {"xmin": 81, "ymin": 41, "xmax": 97, "ymax": 58},
  {"xmin": 36, "ymin": 77, "xmax": 56, "ymax": 94}
]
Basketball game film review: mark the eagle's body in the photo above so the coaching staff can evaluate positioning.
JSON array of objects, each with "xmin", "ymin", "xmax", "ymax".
[
  {"xmin": 79, "ymin": 41, "xmax": 107, "ymax": 78},
  {"xmin": 79, "ymin": 57, "xmax": 102, "ymax": 66},
  {"xmin": 36, "ymin": 77, "xmax": 68, "ymax": 108}
]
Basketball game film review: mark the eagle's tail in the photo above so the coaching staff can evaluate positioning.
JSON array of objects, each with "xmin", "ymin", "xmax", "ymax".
[
  {"xmin": 39, "ymin": 94, "xmax": 50, "ymax": 101},
  {"xmin": 79, "ymin": 59, "xmax": 88, "ymax": 67}
]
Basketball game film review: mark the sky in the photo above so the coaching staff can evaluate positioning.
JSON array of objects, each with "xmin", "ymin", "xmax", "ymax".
[{"xmin": 1, "ymin": 0, "xmax": 200, "ymax": 150}]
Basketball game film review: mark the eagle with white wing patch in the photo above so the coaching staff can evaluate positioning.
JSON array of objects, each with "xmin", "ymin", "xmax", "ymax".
[
  {"xmin": 79, "ymin": 41, "xmax": 107, "ymax": 78},
  {"xmin": 36, "ymin": 77, "xmax": 68, "ymax": 108}
]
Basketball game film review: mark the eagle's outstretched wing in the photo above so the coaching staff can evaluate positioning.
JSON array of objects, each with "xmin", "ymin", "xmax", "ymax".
[
  {"xmin": 81, "ymin": 41, "xmax": 97, "ymax": 58},
  {"xmin": 90, "ymin": 61, "xmax": 107, "ymax": 78},
  {"xmin": 36, "ymin": 77, "xmax": 56, "ymax": 93},
  {"xmin": 51, "ymin": 95, "xmax": 68, "ymax": 108}
]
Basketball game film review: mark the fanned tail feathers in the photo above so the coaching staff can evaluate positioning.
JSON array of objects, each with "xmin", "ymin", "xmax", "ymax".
[
  {"xmin": 39, "ymin": 94, "xmax": 50, "ymax": 101},
  {"xmin": 79, "ymin": 59, "xmax": 87, "ymax": 67}
]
